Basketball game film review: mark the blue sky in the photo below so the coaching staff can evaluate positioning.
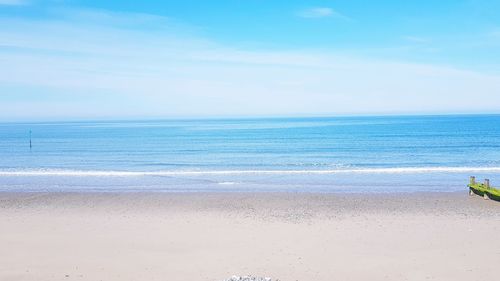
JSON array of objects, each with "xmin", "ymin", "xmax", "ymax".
[{"xmin": 1, "ymin": 0, "xmax": 500, "ymax": 120}]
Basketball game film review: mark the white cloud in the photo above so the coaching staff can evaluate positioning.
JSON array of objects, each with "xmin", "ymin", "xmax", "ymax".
[
  {"xmin": 403, "ymin": 36, "xmax": 430, "ymax": 43},
  {"xmin": 0, "ymin": 0, "xmax": 27, "ymax": 5},
  {"xmin": 49, "ymin": 7, "xmax": 172, "ymax": 28},
  {"xmin": 0, "ymin": 9, "xmax": 499, "ymax": 120},
  {"xmin": 488, "ymin": 30, "xmax": 500, "ymax": 38},
  {"xmin": 297, "ymin": 7, "xmax": 349, "ymax": 20}
]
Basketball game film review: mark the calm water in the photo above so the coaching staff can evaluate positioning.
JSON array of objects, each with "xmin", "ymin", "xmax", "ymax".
[{"xmin": 0, "ymin": 115, "xmax": 499, "ymax": 192}]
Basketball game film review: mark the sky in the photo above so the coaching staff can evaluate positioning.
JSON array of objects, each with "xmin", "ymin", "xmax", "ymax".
[{"xmin": 1, "ymin": 0, "xmax": 500, "ymax": 120}]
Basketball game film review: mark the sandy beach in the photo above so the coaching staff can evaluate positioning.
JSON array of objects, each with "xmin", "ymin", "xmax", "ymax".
[{"xmin": 1, "ymin": 191, "xmax": 499, "ymax": 281}]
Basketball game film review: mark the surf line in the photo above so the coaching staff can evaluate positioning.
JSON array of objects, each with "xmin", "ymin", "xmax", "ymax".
[{"xmin": 1, "ymin": 167, "xmax": 500, "ymax": 177}]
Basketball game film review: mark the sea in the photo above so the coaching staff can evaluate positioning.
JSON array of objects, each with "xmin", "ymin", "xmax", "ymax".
[{"xmin": 0, "ymin": 114, "xmax": 499, "ymax": 193}]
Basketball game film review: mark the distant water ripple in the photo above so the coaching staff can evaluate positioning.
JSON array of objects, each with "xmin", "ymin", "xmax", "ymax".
[{"xmin": 1, "ymin": 115, "xmax": 500, "ymax": 191}]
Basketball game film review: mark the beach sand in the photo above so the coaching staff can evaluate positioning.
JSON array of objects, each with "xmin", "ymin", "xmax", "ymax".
[{"xmin": 1, "ymin": 192, "xmax": 499, "ymax": 281}]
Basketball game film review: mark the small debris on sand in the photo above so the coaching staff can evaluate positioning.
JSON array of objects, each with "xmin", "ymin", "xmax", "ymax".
[{"xmin": 222, "ymin": 276, "xmax": 274, "ymax": 281}]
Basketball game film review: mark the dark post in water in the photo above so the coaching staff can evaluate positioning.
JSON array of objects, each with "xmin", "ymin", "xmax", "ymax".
[
  {"xmin": 469, "ymin": 176, "xmax": 476, "ymax": 185},
  {"xmin": 29, "ymin": 130, "xmax": 32, "ymax": 150}
]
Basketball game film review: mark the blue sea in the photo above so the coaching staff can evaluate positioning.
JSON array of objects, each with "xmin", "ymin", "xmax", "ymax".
[{"xmin": 0, "ymin": 115, "xmax": 499, "ymax": 192}]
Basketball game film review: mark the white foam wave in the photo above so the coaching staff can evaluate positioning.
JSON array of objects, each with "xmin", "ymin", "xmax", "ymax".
[
  {"xmin": 0, "ymin": 167, "xmax": 500, "ymax": 177},
  {"xmin": 218, "ymin": 181, "xmax": 238, "ymax": 185}
]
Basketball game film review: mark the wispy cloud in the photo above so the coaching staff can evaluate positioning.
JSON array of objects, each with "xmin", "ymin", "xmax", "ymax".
[
  {"xmin": 488, "ymin": 30, "xmax": 500, "ymax": 38},
  {"xmin": 0, "ymin": 8, "xmax": 499, "ymax": 119},
  {"xmin": 0, "ymin": 0, "xmax": 27, "ymax": 5},
  {"xmin": 297, "ymin": 7, "xmax": 349, "ymax": 20},
  {"xmin": 49, "ymin": 7, "xmax": 172, "ymax": 28},
  {"xmin": 403, "ymin": 36, "xmax": 430, "ymax": 43}
]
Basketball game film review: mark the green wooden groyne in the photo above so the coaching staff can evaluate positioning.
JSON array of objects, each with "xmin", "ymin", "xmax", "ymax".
[{"xmin": 468, "ymin": 176, "xmax": 500, "ymax": 201}]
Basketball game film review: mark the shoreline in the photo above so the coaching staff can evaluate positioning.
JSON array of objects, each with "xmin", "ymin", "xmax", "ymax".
[
  {"xmin": 1, "ymin": 191, "xmax": 499, "ymax": 281},
  {"xmin": 2, "ymin": 190, "xmax": 498, "ymax": 213}
]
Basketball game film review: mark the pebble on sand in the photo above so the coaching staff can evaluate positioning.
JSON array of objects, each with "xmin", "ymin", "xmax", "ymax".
[{"xmin": 222, "ymin": 276, "xmax": 274, "ymax": 281}]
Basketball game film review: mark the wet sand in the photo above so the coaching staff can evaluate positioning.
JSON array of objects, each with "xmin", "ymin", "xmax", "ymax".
[{"xmin": 1, "ymin": 191, "xmax": 499, "ymax": 281}]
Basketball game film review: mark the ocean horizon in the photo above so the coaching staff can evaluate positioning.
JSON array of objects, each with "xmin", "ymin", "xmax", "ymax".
[{"xmin": 1, "ymin": 114, "xmax": 499, "ymax": 192}]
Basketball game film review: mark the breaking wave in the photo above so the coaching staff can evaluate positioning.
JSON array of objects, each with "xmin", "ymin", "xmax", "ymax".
[{"xmin": 0, "ymin": 167, "xmax": 500, "ymax": 177}]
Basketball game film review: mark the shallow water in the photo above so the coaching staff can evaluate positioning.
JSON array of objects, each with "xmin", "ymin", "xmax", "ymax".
[{"xmin": 0, "ymin": 115, "xmax": 499, "ymax": 192}]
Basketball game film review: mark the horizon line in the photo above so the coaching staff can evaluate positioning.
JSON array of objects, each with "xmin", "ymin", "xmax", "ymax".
[{"xmin": 1, "ymin": 112, "xmax": 499, "ymax": 124}]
